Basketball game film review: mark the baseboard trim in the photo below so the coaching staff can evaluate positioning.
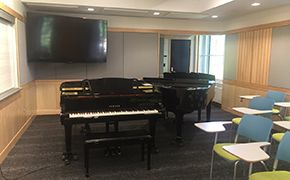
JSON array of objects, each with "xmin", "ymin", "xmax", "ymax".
[
  {"xmin": 0, "ymin": 115, "xmax": 35, "ymax": 163},
  {"xmin": 221, "ymin": 106, "xmax": 240, "ymax": 116},
  {"xmin": 36, "ymin": 109, "xmax": 60, "ymax": 115},
  {"xmin": 212, "ymin": 101, "xmax": 221, "ymax": 108}
]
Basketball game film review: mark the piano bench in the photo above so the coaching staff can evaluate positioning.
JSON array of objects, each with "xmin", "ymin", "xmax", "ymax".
[{"xmin": 84, "ymin": 130, "xmax": 152, "ymax": 177}]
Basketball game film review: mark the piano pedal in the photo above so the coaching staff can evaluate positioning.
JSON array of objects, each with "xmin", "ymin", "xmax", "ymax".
[
  {"xmin": 72, "ymin": 154, "xmax": 78, "ymax": 161},
  {"xmin": 104, "ymin": 147, "xmax": 111, "ymax": 157},
  {"xmin": 116, "ymin": 146, "xmax": 122, "ymax": 156},
  {"xmin": 104, "ymin": 146, "xmax": 122, "ymax": 157}
]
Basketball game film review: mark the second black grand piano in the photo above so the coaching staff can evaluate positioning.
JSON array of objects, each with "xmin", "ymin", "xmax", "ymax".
[{"xmin": 144, "ymin": 72, "xmax": 215, "ymax": 143}]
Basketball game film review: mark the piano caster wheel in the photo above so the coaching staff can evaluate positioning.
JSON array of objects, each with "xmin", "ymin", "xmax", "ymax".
[
  {"xmin": 62, "ymin": 153, "xmax": 71, "ymax": 165},
  {"xmin": 64, "ymin": 159, "xmax": 71, "ymax": 165},
  {"xmin": 62, "ymin": 153, "xmax": 78, "ymax": 165},
  {"xmin": 62, "ymin": 153, "xmax": 66, "ymax": 161},
  {"xmin": 152, "ymin": 147, "xmax": 159, "ymax": 153},
  {"xmin": 171, "ymin": 137, "xmax": 184, "ymax": 146},
  {"xmin": 72, "ymin": 154, "xmax": 78, "ymax": 161}
]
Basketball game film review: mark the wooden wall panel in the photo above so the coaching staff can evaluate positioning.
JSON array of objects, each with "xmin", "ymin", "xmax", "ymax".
[
  {"xmin": 0, "ymin": 81, "xmax": 36, "ymax": 163},
  {"xmin": 35, "ymin": 80, "xmax": 63, "ymax": 114},
  {"xmin": 221, "ymin": 80, "xmax": 290, "ymax": 116},
  {"xmin": 236, "ymin": 28, "xmax": 272, "ymax": 85},
  {"xmin": 237, "ymin": 31, "xmax": 254, "ymax": 82},
  {"xmin": 251, "ymin": 28, "xmax": 272, "ymax": 84}
]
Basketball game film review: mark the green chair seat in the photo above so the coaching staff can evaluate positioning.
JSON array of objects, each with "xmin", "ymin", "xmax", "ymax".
[
  {"xmin": 272, "ymin": 133, "xmax": 285, "ymax": 142},
  {"xmin": 249, "ymin": 170, "xmax": 290, "ymax": 180},
  {"xmin": 213, "ymin": 143, "xmax": 240, "ymax": 161},
  {"xmin": 272, "ymin": 108, "xmax": 280, "ymax": 114},
  {"xmin": 284, "ymin": 116, "xmax": 290, "ymax": 121},
  {"xmin": 232, "ymin": 117, "xmax": 242, "ymax": 125}
]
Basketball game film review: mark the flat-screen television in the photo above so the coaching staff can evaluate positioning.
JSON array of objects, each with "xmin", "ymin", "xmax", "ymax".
[{"xmin": 26, "ymin": 13, "xmax": 107, "ymax": 63}]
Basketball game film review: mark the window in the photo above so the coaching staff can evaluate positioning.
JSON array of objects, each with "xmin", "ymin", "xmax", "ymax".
[
  {"xmin": 0, "ymin": 9, "xmax": 19, "ymax": 100},
  {"xmin": 198, "ymin": 35, "xmax": 225, "ymax": 80},
  {"xmin": 160, "ymin": 34, "xmax": 225, "ymax": 80}
]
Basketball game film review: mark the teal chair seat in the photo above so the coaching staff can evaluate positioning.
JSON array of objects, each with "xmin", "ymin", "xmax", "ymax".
[{"xmin": 250, "ymin": 171, "xmax": 290, "ymax": 180}]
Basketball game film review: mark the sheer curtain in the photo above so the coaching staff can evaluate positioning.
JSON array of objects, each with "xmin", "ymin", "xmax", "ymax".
[{"xmin": 0, "ymin": 10, "xmax": 18, "ymax": 98}]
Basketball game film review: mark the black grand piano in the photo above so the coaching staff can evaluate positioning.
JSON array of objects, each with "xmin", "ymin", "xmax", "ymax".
[
  {"xmin": 144, "ymin": 72, "xmax": 215, "ymax": 143},
  {"xmin": 60, "ymin": 78, "xmax": 163, "ymax": 163}
]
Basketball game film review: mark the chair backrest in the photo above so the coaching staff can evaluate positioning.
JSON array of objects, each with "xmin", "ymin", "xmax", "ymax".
[
  {"xmin": 249, "ymin": 97, "xmax": 275, "ymax": 110},
  {"xmin": 276, "ymin": 131, "xmax": 290, "ymax": 164},
  {"xmin": 266, "ymin": 90, "xmax": 286, "ymax": 102},
  {"xmin": 237, "ymin": 115, "xmax": 273, "ymax": 142}
]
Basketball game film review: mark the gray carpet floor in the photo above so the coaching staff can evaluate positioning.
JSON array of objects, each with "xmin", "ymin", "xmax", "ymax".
[{"xmin": 1, "ymin": 105, "xmax": 288, "ymax": 180}]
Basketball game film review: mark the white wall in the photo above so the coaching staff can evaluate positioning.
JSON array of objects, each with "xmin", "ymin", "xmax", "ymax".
[
  {"xmin": 18, "ymin": 20, "xmax": 35, "ymax": 85},
  {"xmin": 39, "ymin": 12, "xmax": 226, "ymax": 32},
  {"xmin": 225, "ymin": 4, "xmax": 290, "ymax": 30},
  {"xmin": 269, "ymin": 26, "xmax": 290, "ymax": 89},
  {"xmin": 0, "ymin": 0, "xmax": 26, "ymax": 15}
]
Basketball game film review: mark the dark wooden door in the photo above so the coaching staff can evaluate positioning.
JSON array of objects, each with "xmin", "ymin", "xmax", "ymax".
[{"xmin": 170, "ymin": 40, "xmax": 191, "ymax": 73}]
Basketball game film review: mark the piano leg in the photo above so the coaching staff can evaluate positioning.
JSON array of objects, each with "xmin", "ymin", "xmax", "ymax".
[
  {"xmin": 62, "ymin": 124, "xmax": 72, "ymax": 164},
  {"xmin": 174, "ymin": 112, "xmax": 184, "ymax": 146},
  {"xmin": 206, "ymin": 101, "xmax": 212, "ymax": 122},
  {"xmin": 149, "ymin": 118, "xmax": 159, "ymax": 153},
  {"xmin": 198, "ymin": 108, "xmax": 201, "ymax": 122},
  {"xmin": 62, "ymin": 124, "xmax": 77, "ymax": 165}
]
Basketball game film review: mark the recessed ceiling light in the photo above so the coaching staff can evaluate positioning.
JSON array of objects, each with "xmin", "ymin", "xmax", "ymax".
[
  {"xmin": 87, "ymin": 7, "xmax": 95, "ymax": 11},
  {"xmin": 211, "ymin": 15, "xmax": 218, "ymax": 18},
  {"xmin": 251, "ymin": 2, "xmax": 261, "ymax": 6},
  {"xmin": 153, "ymin": 12, "xmax": 160, "ymax": 16}
]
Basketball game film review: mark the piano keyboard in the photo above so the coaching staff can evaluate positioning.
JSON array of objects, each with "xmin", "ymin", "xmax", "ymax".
[{"xmin": 69, "ymin": 109, "xmax": 159, "ymax": 118}]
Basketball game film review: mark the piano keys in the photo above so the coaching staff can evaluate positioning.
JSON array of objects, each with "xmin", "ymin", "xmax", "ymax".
[
  {"xmin": 69, "ymin": 109, "xmax": 160, "ymax": 118},
  {"xmin": 60, "ymin": 78, "xmax": 163, "ymax": 164},
  {"xmin": 144, "ymin": 72, "xmax": 215, "ymax": 144}
]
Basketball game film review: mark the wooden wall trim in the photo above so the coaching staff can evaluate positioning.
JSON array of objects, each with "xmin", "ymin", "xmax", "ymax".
[
  {"xmin": 0, "ymin": 2, "xmax": 24, "ymax": 22},
  {"xmin": 223, "ymin": 79, "xmax": 290, "ymax": 94},
  {"xmin": 226, "ymin": 19, "xmax": 290, "ymax": 34},
  {"xmin": 0, "ymin": 115, "xmax": 34, "ymax": 163},
  {"xmin": 109, "ymin": 27, "xmax": 224, "ymax": 35}
]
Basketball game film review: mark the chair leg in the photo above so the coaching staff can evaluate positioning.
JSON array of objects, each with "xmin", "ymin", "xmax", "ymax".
[
  {"xmin": 260, "ymin": 161, "xmax": 268, "ymax": 171},
  {"xmin": 147, "ymin": 141, "xmax": 151, "ymax": 170},
  {"xmin": 269, "ymin": 138, "xmax": 273, "ymax": 155},
  {"xmin": 210, "ymin": 150, "xmax": 215, "ymax": 180},
  {"xmin": 233, "ymin": 161, "xmax": 239, "ymax": 180},
  {"xmin": 84, "ymin": 144, "xmax": 89, "ymax": 177}
]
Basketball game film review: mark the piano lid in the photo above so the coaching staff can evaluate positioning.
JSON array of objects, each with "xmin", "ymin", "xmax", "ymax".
[{"xmin": 163, "ymin": 72, "xmax": 215, "ymax": 81}]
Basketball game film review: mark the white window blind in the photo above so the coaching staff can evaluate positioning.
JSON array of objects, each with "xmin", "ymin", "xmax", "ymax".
[{"xmin": 0, "ymin": 10, "xmax": 18, "ymax": 99}]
